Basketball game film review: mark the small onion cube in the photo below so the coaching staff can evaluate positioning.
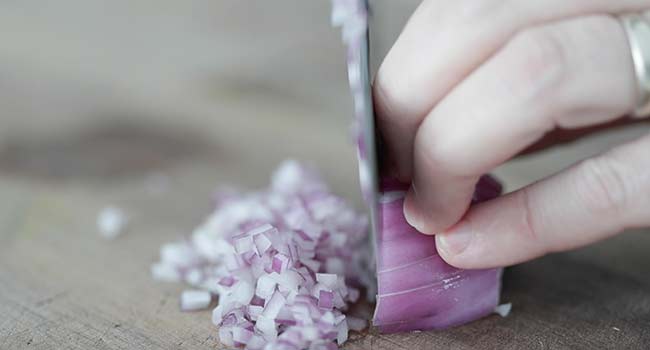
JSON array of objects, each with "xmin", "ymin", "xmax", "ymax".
[
  {"xmin": 301, "ymin": 326, "xmax": 319, "ymax": 341},
  {"xmin": 150, "ymin": 262, "xmax": 180, "ymax": 282},
  {"xmin": 218, "ymin": 327, "xmax": 235, "ymax": 347},
  {"xmin": 255, "ymin": 274, "xmax": 277, "ymax": 300},
  {"xmin": 253, "ymin": 232, "xmax": 272, "ymax": 256},
  {"xmin": 212, "ymin": 305, "xmax": 224, "ymax": 325},
  {"xmin": 292, "ymin": 303, "xmax": 313, "ymax": 324},
  {"xmin": 320, "ymin": 311, "xmax": 336, "ymax": 325},
  {"xmin": 180, "ymin": 290, "xmax": 212, "ymax": 311},
  {"xmin": 333, "ymin": 313, "xmax": 346, "ymax": 325},
  {"xmin": 336, "ymin": 319, "xmax": 349, "ymax": 345},
  {"xmin": 246, "ymin": 334, "xmax": 266, "ymax": 350},
  {"xmin": 271, "ymin": 270, "xmax": 303, "ymax": 293},
  {"xmin": 255, "ymin": 315, "xmax": 278, "ymax": 340},
  {"xmin": 325, "ymin": 258, "xmax": 345, "ymax": 275},
  {"xmin": 160, "ymin": 243, "xmax": 197, "ymax": 266},
  {"xmin": 318, "ymin": 290, "xmax": 335, "ymax": 309},
  {"xmin": 262, "ymin": 291, "xmax": 286, "ymax": 319},
  {"xmin": 276, "ymin": 307, "xmax": 296, "ymax": 326},
  {"xmin": 272, "ymin": 254, "xmax": 290, "ymax": 273},
  {"xmin": 495, "ymin": 303, "xmax": 513, "ymax": 317},
  {"xmin": 316, "ymin": 273, "xmax": 338, "ymax": 290},
  {"xmin": 248, "ymin": 305, "xmax": 264, "ymax": 320},
  {"xmin": 186, "ymin": 269, "xmax": 203, "ymax": 286},
  {"xmin": 232, "ymin": 327, "xmax": 254, "ymax": 344},
  {"xmin": 224, "ymin": 253, "xmax": 241, "ymax": 270},
  {"xmin": 301, "ymin": 258, "xmax": 321, "ymax": 273},
  {"xmin": 97, "ymin": 206, "xmax": 127, "ymax": 239},
  {"xmin": 232, "ymin": 281, "xmax": 255, "ymax": 305},
  {"xmin": 234, "ymin": 235, "xmax": 255, "ymax": 255}
]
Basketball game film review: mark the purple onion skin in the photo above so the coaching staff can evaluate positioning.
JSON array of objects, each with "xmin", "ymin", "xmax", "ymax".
[{"xmin": 373, "ymin": 176, "xmax": 503, "ymax": 333}]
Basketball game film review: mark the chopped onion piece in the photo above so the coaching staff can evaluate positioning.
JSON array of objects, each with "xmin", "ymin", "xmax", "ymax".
[
  {"xmin": 263, "ymin": 291, "xmax": 287, "ymax": 319},
  {"xmin": 233, "ymin": 327, "xmax": 254, "ymax": 344},
  {"xmin": 319, "ymin": 290, "xmax": 335, "ymax": 310},
  {"xmin": 180, "ymin": 290, "xmax": 212, "ymax": 311},
  {"xmin": 234, "ymin": 235, "xmax": 255, "ymax": 255},
  {"xmin": 272, "ymin": 254, "xmax": 291, "ymax": 274},
  {"xmin": 150, "ymin": 262, "xmax": 180, "ymax": 282},
  {"xmin": 255, "ymin": 274, "xmax": 277, "ymax": 300},
  {"xmin": 494, "ymin": 303, "xmax": 513, "ymax": 318},
  {"xmin": 336, "ymin": 319, "xmax": 349, "ymax": 345},
  {"xmin": 253, "ymin": 232, "xmax": 272, "ymax": 256},
  {"xmin": 212, "ymin": 305, "xmax": 224, "ymax": 325},
  {"xmin": 316, "ymin": 274, "xmax": 339, "ymax": 290},
  {"xmin": 255, "ymin": 315, "xmax": 278, "ymax": 340},
  {"xmin": 97, "ymin": 206, "xmax": 128, "ymax": 240}
]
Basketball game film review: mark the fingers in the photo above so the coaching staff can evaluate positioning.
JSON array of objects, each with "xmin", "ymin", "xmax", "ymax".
[
  {"xmin": 520, "ymin": 118, "xmax": 650, "ymax": 156},
  {"xmin": 435, "ymin": 133, "xmax": 650, "ymax": 269},
  {"xmin": 404, "ymin": 15, "xmax": 637, "ymax": 234},
  {"xmin": 374, "ymin": 0, "xmax": 650, "ymax": 180}
]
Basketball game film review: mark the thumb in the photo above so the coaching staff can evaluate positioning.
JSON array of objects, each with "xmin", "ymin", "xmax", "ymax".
[{"xmin": 436, "ymin": 133, "xmax": 650, "ymax": 269}]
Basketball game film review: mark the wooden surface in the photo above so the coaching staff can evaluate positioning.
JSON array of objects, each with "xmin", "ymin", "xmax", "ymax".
[{"xmin": 1, "ymin": 1, "xmax": 649, "ymax": 349}]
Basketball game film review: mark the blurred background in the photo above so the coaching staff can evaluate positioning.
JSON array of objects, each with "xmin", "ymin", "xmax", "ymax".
[{"xmin": 1, "ymin": 1, "xmax": 649, "ymax": 349}]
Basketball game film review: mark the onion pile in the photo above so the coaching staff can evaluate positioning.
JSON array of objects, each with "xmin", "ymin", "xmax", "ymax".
[{"xmin": 152, "ymin": 161, "xmax": 373, "ymax": 349}]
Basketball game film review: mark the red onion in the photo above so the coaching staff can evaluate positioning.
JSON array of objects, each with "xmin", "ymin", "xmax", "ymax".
[
  {"xmin": 373, "ymin": 178, "xmax": 504, "ymax": 333},
  {"xmin": 153, "ymin": 161, "xmax": 372, "ymax": 349}
]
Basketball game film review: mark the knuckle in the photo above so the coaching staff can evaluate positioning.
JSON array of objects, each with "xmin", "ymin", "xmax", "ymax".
[
  {"xmin": 373, "ymin": 66, "xmax": 418, "ymax": 125},
  {"xmin": 501, "ymin": 28, "xmax": 568, "ymax": 105},
  {"xmin": 415, "ymin": 119, "xmax": 472, "ymax": 177},
  {"xmin": 575, "ymin": 156, "xmax": 629, "ymax": 216}
]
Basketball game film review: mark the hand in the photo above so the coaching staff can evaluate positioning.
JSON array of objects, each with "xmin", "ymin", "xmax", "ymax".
[{"xmin": 373, "ymin": 1, "xmax": 650, "ymax": 269}]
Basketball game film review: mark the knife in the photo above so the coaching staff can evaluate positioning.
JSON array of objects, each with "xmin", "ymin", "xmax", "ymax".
[{"xmin": 356, "ymin": 0, "xmax": 380, "ymax": 250}]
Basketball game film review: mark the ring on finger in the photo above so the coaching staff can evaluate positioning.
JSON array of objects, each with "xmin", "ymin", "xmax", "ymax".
[{"xmin": 620, "ymin": 13, "xmax": 650, "ymax": 119}]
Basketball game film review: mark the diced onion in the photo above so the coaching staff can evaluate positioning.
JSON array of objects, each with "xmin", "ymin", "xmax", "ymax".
[{"xmin": 152, "ymin": 161, "xmax": 372, "ymax": 349}]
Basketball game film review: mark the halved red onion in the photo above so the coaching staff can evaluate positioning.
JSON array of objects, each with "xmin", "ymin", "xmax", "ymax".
[{"xmin": 373, "ymin": 178, "xmax": 504, "ymax": 333}]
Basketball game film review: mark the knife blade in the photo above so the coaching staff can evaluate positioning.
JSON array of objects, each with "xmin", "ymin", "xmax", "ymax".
[{"xmin": 356, "ymin": 0, "xmax": 380, "ymax": 249}]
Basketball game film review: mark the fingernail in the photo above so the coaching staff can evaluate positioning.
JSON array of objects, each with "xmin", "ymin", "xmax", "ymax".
[
  {"xmin": 403, "ymin": 186, "xmax": 430, "ymax": 234},
  {"xmin": 437, "ymin": 224, "xmax": 474, "ymax": 256},
  {"xmin": 403, "ymin": 200, "xmax": 423, "ymax": 231}
]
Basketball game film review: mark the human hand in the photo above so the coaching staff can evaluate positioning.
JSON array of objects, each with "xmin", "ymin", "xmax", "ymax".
[{"xmin": 373, "ymin": 1, "xmax": 650, "ymax": 269}]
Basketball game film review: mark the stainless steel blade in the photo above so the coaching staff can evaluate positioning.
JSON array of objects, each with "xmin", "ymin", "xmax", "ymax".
[{"xmin": 358, "ymin": 0, "xmax": 380, "ymax": 244}]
